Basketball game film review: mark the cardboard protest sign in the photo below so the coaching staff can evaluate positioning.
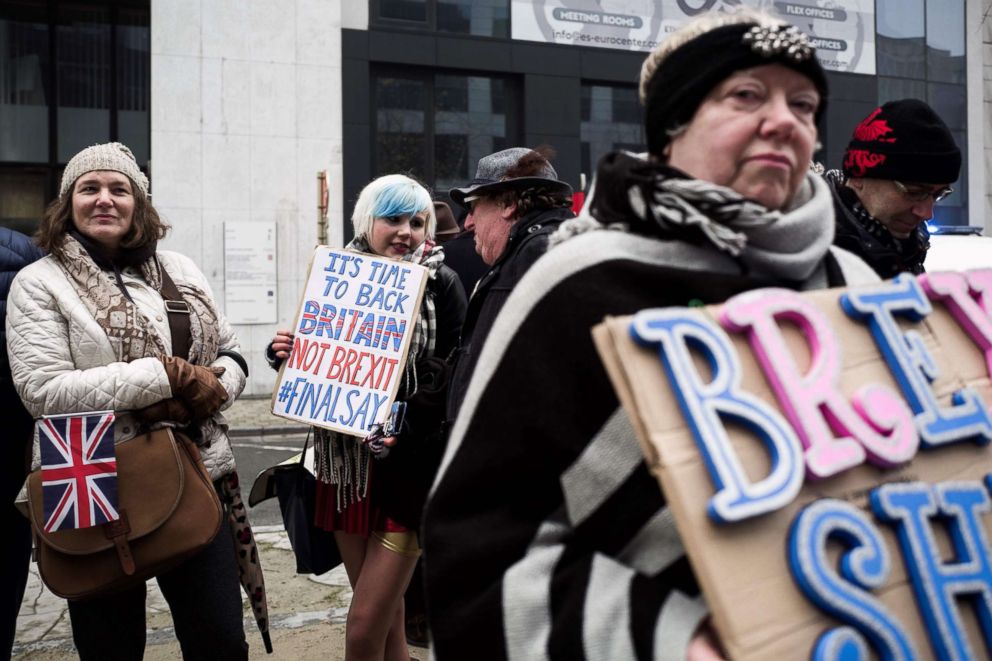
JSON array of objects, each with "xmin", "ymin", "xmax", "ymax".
[
  {"xmin": 593, "ymin": 272, "xmax": 992, "ymax": 661},
  {"xmin": 271, "ymin": 247, "xmax": 428, "ymax": 436}
]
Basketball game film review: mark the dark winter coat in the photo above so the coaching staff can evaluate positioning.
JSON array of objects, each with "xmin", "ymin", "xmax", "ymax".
[
  {"xmin": 829, "ymin": 173, "xmax": 929, "ymax": 278},
  {"xmin": 375, "ymin": 263, "xmax": 466, "ymax": 528},
  {"xmin": 423, "ymin": 166, "xmax": 878, "ymax": 660},
  {"xmin": 446, "ymin": 206, "xmax": 574, "ymax": 422},
  {"xmin": 0, "ymin": 229, "xmax": 43, "ymax": 500}
]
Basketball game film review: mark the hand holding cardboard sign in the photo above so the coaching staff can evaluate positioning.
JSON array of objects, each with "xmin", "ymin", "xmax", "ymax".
[{"xmin": 687, "ymin": 620, "xmax": 725, "ymax": 661}]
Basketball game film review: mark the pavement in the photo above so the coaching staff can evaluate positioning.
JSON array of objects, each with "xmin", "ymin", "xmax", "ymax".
[{"xmin": 12, "ymin": 396, "xmax": 430, "ymax": 660}]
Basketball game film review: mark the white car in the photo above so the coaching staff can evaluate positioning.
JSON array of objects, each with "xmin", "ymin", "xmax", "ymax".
[{"xmin": 924, "ymin": 226, "xmax": 992, "ymax": 272}]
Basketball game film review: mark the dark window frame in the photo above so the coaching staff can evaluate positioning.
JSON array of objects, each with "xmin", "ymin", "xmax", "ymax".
[
  {"xmin": 872, "ymin": 0, "xmax": 968, "ymax": 225},
  {"xmin": 370, "ymin": 0, "xmax": 510, "ymax": 40},
  {"xmin": 579, "ymin": 79, "xmax": 643, "ymax": 178},
  {"xmin": 370, "ymin": 64, "xmax": 522, "ymax": 196},
  {"xmin": 0, "ymin": 0, "xmax": 149, "ymax": 212}
]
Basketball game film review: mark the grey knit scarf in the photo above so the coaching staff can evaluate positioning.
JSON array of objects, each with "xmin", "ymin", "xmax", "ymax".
[{"xmin": 554, "ymin": 151, "xmax": 834, "ymax": 283}]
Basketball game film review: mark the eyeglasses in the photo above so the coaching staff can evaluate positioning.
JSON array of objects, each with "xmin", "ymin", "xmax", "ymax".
[
  {"xmin": 461, "ymin": 195, "xmax": 483, "ymax": 214},
  {"xmin": 893, "ymin": 180, "xmax": 954, "ymax": 203}
]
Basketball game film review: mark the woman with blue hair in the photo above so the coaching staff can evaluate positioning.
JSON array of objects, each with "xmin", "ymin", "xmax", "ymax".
[{"xmin": 268, "ymin": 173, "xmax": 466, "ymax": 660}]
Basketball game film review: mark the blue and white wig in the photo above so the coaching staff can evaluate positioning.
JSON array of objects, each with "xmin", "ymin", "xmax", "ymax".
[{"xmin": 352, "ymin": 174, "xmax": 436, "ymax": 241}]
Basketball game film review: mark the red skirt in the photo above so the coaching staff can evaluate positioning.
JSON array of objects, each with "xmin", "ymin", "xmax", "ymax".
[{"xmin": 313, "ymin": 460, "xmax": 410, "ymax": 537}]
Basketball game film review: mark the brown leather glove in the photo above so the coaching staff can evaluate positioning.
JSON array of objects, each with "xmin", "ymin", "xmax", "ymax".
[
  {"xmin": 160, "ymin": 356, "xmax": 228, "ymax": 420},
  {"xmin": 133, "ymin": 397, "xmax": 194, "ymax": 426}
]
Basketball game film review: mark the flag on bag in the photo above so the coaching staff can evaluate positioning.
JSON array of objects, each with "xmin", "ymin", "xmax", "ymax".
[{"xmin": 39, "ymin": 411, "xmax": 119, "ymax": 532}]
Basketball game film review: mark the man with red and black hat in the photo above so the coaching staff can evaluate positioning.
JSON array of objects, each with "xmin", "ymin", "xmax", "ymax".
[{"xmin": 826, "ymin": 98, "xmax": 961, "ymax": 278}]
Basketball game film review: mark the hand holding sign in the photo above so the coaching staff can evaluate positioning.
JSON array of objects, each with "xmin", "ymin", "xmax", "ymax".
[
  {"xmin": 270, "ymin": 329, "xmax": 294, "ymax": 360},
  {"xmin": 594, "ymin": 271, "xmax": 992, "ymax": 660},
  {"xmin": 271, "ymin": 248, "xmax": 428, "ymax": 437}
]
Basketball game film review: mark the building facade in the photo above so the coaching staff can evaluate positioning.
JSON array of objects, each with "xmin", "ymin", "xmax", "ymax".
[{"xmin": 1, "ymin": 0, "xmax": 990, "ymax": 394}]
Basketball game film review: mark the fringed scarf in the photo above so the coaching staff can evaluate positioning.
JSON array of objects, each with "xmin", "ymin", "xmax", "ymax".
[
  {"xmin": 55, "ymin": 233, "xmax": 221, "ymax": 366},
  {"xmin": 313, "ymin": 237, "xmax": 445, "ymax": 511},
  {"xmin": 553, "ymin": 151, "xmax": 834, "ymax": 283}
]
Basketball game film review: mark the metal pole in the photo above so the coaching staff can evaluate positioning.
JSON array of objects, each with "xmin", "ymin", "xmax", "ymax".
[{"xmin": 317, "ymin": 170, "xmax": 329, "ymax": 245}]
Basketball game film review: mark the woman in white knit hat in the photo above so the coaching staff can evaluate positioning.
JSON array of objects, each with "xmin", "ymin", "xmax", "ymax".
[{"xmin": 7, "ymin": 142, "xmax": 262, "ymax": 659}]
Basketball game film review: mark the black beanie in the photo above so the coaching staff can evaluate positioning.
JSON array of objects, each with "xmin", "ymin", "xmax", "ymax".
[
  {"xmin": 843, "ymin": 99, "xmax": 961, "ymax": 183},
  {"xmin": 643, "ymin": 21, "xmax": 828, "ymax": 157}
]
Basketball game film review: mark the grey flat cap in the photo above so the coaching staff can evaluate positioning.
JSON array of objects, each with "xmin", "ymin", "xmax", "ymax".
[{"xmin": 450, "ymin": 147, "xmax": 572, "ymax": 205}]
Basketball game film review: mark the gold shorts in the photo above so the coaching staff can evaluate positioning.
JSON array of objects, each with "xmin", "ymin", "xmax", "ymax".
[{"xmin": 372, "ymin": 530, "xmax": 421, "ymax": 558}]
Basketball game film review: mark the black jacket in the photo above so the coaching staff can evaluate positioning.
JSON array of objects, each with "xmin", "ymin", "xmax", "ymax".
[
  {"xmin": 0, "ymin": 229, "xmax": 44, "ymax": 499},
  {"xmin": 446, "ymin": 206, "xmax": 574, "ymax": 421},
  {"xmin": 441, "ymin": 230, "xmax": 488, "ymax": 296},
  {"xmin": 829, "ymin": 174, "xmax": 929, "ymax": 278},
  {"xmin": 423, "ymin": 229, "xmax": 873, "ymax": 660},
  {"xmin": 375, "ymin": 264, "xmax": 466, "ymax": 528}
]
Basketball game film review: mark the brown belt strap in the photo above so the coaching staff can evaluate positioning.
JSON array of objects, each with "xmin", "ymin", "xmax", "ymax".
[{"xmin": 159, "ymin": 266, "xmax": 192, "ymax": 361}]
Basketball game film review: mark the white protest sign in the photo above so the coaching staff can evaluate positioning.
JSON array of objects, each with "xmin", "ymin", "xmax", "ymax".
[{"xmin": 271, "ymin": 247, "xmax": 428, "ymax": 436}]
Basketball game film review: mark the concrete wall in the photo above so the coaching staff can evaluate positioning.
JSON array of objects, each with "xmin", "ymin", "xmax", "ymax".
[
  {"xmin": 983, "ymin": 0, "xmax": 992, "ymax": 232},
  {"xmin": 150, "ymin": 0, "xmax": 347, "ymax": 395}
]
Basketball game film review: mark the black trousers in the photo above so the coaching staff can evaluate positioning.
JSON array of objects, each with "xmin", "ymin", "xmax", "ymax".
[
  {"xmin": 1, "ymin": 505, "xmax": 31, "ymax": 660},
  {"xmin": 67, "ymin": 523, "xmax": 248, "ymax": 661}
]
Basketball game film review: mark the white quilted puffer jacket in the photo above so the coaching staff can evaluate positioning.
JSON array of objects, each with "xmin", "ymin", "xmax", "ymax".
[{"xmin": 6, "ymin": 250, "xmax": 246, "ymax": 481}]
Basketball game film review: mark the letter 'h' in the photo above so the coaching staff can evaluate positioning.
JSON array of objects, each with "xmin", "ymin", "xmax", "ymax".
[{"xmin": 872, "ymin": 481, "xmax": 992, "ymax": 661}]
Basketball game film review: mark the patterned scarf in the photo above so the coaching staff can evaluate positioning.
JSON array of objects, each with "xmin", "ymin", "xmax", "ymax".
[
  {"xmin": 554, "ymin": 151, "xmax": 834, "ymax": 283},
  {"xmin": 314, "ymin": 237, "xmax": 445, "ymax": 511},
  {"xmin": 54, "ymin": 234, "xmax": 221, "ymax": 366}
]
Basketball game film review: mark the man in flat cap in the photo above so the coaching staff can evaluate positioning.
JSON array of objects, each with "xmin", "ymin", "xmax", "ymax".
[
  {"xmin": 826, "ymin": 98, "xmax": 962, "ymax": 278},
  {"xmin": 446, "ymin": 146, "xmax": 574, "ymax": 420}
]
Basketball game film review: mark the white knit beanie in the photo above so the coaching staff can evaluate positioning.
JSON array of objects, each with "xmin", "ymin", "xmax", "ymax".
[{"xmin": 59, "ymin": 142, "xmax": 149, "ymax": 198}]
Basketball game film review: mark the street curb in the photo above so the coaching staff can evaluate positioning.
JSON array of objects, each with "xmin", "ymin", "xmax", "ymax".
[{"xmin": 229, "ymin": 426, "xmax": 309, "ymax": 438}]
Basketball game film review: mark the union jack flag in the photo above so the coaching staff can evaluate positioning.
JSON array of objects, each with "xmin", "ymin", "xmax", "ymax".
[{"xmin": 39, "ymin": 411, "xmax": 119, "ymax": 532}]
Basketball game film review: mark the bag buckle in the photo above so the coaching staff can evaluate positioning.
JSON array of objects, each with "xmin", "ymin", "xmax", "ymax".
[{"xmin": 164, "ymin": 300, "xmax": 190, "ymax": 314}]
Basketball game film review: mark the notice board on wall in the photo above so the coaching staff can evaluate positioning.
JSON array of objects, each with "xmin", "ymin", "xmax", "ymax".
[{"xmin": 224, "ymin": 221, "xmax": 277, "ymax": 324}]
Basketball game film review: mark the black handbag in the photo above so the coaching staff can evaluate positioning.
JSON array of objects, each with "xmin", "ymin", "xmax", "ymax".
[{"xmin": 270, "ymin": 432, "xmax": 341, "ymax": 575}]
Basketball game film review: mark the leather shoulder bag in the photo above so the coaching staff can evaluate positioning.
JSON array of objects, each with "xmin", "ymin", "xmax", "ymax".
[{"xmin": 26, "ymin": 264, "xmax": 223, "ymax": 600}]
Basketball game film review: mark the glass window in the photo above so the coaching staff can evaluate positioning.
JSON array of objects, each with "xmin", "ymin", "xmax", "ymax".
[
  {"xmin": 580, "ymin": 83, "xmax": 642, "ymax": 177},
  {"xmin": 373, "ymin": 70, "xmax": 517, "ymax": 195},
  {"xmin": 875, "ymin": 0, "xmax": 925, "ymax": 77},
  {"xmin": 56, "ymin": 4, "xmax": 112, "ymax": 162},
  {"xmin": 436, "ymin": 75, "xmax": 467, "ymax": 112},
  {"xmin": 434, "ymin": 75, "xmax": 508, "ymax": 192},
  {"xmin": 0, "ymin": 1, "xmax": 50, "ymax": 163},
  {"xmin": 877, "ymin": 77, "xmax": 926, "ymax": 105},
  {"xmin": 379, "ymin": 0, "xmax": 426, "ymax": 23},
  {"xmin": 437, "ymin": 0, "xmax": 508, "ymax": 38},
  {"xmin": 927, "ymin": 82, "xmax": 965, "ymax": 130},
  {"xmin": 930, "ymin": 127, "xmax": 967, "ymax": 225},
  {"xmin": 0, "ymin": 0, "xmax": 150, "ymax": 218},
  {"xmin": 435, "ymin": 134, "xmax": 468, "ymax": 185},
  {"xmin": 116, "ymin": 8, "xmax": 149, "ymax": 166},
  {"xmin": 925, "ymin": 0, "xmax": 964, "ymax": 83},
  {"xmin": 375, "ymin": 76, "xmax": 428, "ymax": 181}
]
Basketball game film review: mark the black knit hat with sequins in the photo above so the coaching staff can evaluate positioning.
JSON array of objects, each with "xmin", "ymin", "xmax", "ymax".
[{"xmin": 643, "ymin": 22, "xmax": 828, "ymax": 157}]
